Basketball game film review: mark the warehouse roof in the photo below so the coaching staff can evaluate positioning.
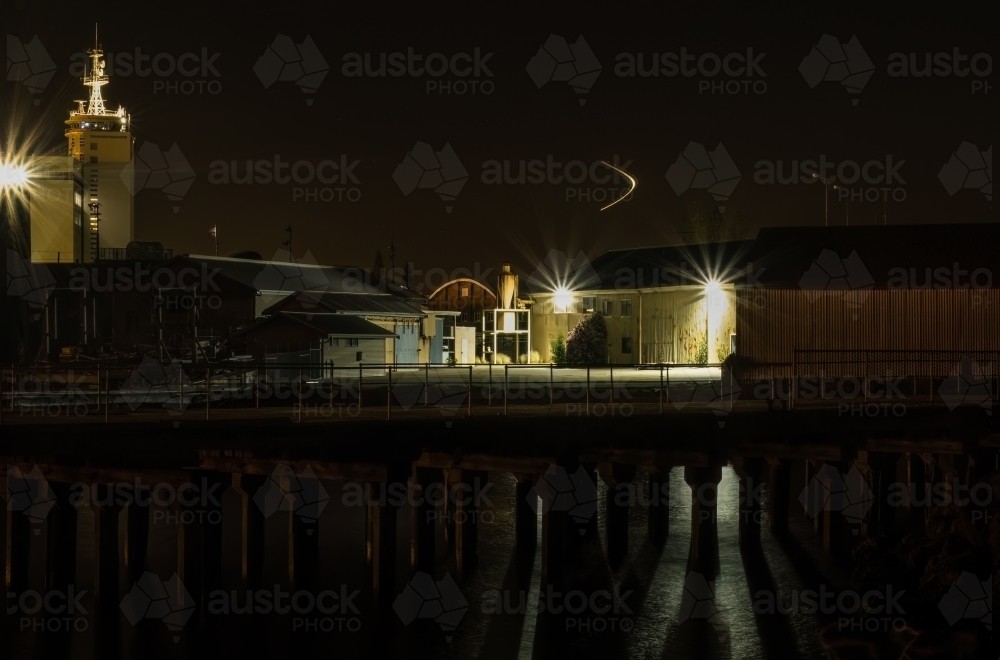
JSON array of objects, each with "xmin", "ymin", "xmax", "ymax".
[{"xmin": 741, "ymin": 224, "xmax": 1000, "ymax": 289}]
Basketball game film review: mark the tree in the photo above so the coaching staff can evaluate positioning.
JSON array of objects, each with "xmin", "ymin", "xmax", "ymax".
[
  {"xmin": 566, "ymin": 314, "xmax": 608, "ymax": 365},
  {"xmin": 550, "ymin": 334, "xmax": 567, "ymax": 364}
]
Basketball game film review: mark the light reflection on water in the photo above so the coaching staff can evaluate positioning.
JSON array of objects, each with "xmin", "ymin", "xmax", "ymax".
[{"xmin": 2, "ymin": 465, "xmax": 849, "ymax": 660}]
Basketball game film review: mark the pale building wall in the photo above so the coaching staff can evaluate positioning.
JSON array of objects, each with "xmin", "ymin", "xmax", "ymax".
[{"xmin": 531, "ymin": 286, "xmax": 736, "ymax": 364}]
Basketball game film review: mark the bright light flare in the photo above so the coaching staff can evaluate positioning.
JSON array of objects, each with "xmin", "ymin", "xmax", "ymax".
[
  {"xmin": 599, "ymin": 160, "xmax": 637, "ymax": 211},
  {"xmin": 554, "ymin": 287, "xmax": 574, "ymax": 311},
  {"xmin": 704, "ymin": 279, "xmax": 721, "ymax": 295},
  {"xmin": 0, "ymin": 163, "xmax": 29, "ymax": 189}
]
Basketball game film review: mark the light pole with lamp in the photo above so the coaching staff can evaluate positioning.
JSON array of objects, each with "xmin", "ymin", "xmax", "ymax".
[{"xmin": 811, "ymin": 172, "xmax": 836, "ymax": 227}]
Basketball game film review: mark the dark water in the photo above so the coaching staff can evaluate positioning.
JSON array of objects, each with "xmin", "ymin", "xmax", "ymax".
[{"xmin": 2, "ymin": 462, "xmax": 995, "ymax": 659}]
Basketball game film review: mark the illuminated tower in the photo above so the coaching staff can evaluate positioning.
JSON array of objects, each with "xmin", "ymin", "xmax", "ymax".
[{"xmin": 64, "ymin": 33, "xmax": 133, "ymax": 261}]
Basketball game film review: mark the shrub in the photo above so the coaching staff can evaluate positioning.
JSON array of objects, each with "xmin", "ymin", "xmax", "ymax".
[
  {"xmin": 495, "ymin": 353, "xmax": 512, "ymax": 364},
  {"xmin": 694, "ymin": 335, "xmax": 708, "ymax": 365},
  {"xmin": 566, "ymin": 314, "xmax": 608, "ymax": 365},
  {"xmin": 549, "ymin": 334, "xmax": 567, "ymax": 364}
]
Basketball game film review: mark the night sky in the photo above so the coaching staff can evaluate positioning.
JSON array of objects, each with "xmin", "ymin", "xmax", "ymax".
[{"xmin": 5, "ymin": 2, "xmax": 995, "ymax": 289}]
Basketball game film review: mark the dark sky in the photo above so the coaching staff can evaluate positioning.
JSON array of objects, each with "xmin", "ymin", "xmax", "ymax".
[{"xmin": 5, "ymin": 1, "xmax": 995, "ymax": 290}]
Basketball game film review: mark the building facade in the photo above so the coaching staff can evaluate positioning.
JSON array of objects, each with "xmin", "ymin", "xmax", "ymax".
[{"xmin": 529, "ymin": 242, "xmax": 749, "ymax": 364}]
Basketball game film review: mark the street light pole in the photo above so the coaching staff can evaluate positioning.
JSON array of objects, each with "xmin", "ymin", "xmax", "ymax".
[{"xmin": 811, "ymin": 173, "xmax": 835, "ymax": 227}]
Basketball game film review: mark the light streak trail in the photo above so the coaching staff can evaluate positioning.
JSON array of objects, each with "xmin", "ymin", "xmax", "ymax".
[{"xmin": 599, "ymin": 160, "xmax": 637, "ymax": 211}]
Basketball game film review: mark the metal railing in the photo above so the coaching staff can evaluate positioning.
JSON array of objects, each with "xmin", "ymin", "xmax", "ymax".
[
  {"xmin": 0, "ymin": 354, "xmax": 994, "ymax": 424},
  {"xmin": 788, "ymin": 349, "xmax": 999, "ymax": 410}
]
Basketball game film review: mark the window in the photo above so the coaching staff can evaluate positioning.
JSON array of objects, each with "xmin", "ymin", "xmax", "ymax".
[
  {"xmin": 90, "ymin": 156, "xmax": 98, "ymax": 163},
  {"xmin": 90, "ymin": 142, "xmax": 98, "ymax": 150},
  {"xmin": 582, "ymin": 296, "xmax": 596, "ymax": 313},
  {"xmin": 356, "ymin": 351, "xmax": 364, "ymax": 362},
  {"xmin": 621, "ymin": 338, "xmax": 632, "ymax": 354},
  {"xmin": 346, "ymin": 338, "xmax": 359, "ymax": 347},
  {"xmin": 460, "ymin": 285, "xmax": 470, "ymax": 297},
  {"xmin": 474, "ymin": 311, "xmax": 481, "ymax": 322},
  {"xmin": 330, "ymin": 338, "xmax": 340, "ymax": 347},
  {"xmin": 621, "ymin": 300, "xmax": 632, "ymax": 317},
  {"xmin": 601, "ymin": 299, "xmax": 612, "ymax": 316},
  {"xmin": 461, "ymin": 312, "xmax": 468, "ymax": 322}
]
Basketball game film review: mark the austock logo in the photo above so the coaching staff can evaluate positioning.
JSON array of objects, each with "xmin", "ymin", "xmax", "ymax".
[
  {"xmin": 665, "ymin": 142, "xmax": 741, "ymax": 212},
  {"xmin": 208, "ymin": 154, "xmax": 361, "ymax": 202},
  {"xmin": 669, "ymin": 366, "xmax": 741, "ymax": 427},
  {"xmin": 254, "ymin": 35, "xmax": 329, "ymax": 105},
  {"xmin": 341, "ymin": 47, "xmax": 495, "ymax": 96},
  {"xmin": 480, "ymin": 155, "xmax": 635, "ymax": 205},
  {"xmin": 121, "ymin": 357, "xmax": 194, "ymax": 413},
  {"xmin": 887, "ymin": 49, "xmax": 992, "ymax": 94},
  {"xmin": 6, "ymin": 464, "xmax": 56, "ymax": 529},
  {"xmin": 798, "ymin": 249, "xmax": 874, "ymax": 318},
  {"xmin": 253, "ymin": 464, "xmax": 331, "ymax": 530},
  {"xmin": 391, "ymin": 372, "xmax": 468, "ymax": 417},
  {"xmin": 679, "ymin": 572, "xmax": 728, "ymax": 643},
  {"xmin": 6, "ymin": 250, "xmax": 56, "ymax": 317},
  {"xmin": 68, "ymin": 45, "xmax": 222, "ymax": 95},
  {"xmin": 526, "ymin": 249, "xmax": 601, "ymax": 293},
  {"xmin": 615, "ymin": 46, "xmax": 767, "ymax": 95},
  {"xmin": 121, "ymin": 142, "xmax": 196, "ymax": 213},
  {"xmin": 393, "ymin": 571, "xmax": 468, "ymax": 642},
  {"xmin": 528, "ymin": 465, "xmax": 598, "ymax": 530},
  {"xmin": 938, "ymin": 142, "xmax": 992, "ymax": 202},
  {"xmin": 799, "ymin": 464, "xmax": 874, "ymax": 532},
  {"xmin": 938, "ymin": 357, "xmax": 993, "ymax": 416},
  {"xmin": 6, "ymin": 34, "xmax": 56, "ymax": 103},
  {"xmin": 526, "ymin": 34, "xmax": 601, "ymax": 106},
  {"xmin": 120, "ymin": 572, "xmax": 196, "ymax": 641},
  {"xmin": 938, "ymin": 572, "xmax": 991, "ymax": 630},
  {"xmin": 393, "ymin": 142, "xmax": 468, "ymax": 213},
  {"xmin": 798, "ymin": 34, "xmax": 874, "ymax": 105},
  {"xmin": 253, "ymin": 249, "xmax": 330, "ymax": 309}
]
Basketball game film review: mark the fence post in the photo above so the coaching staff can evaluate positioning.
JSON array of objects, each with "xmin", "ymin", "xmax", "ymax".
[
  {"xmin": 467, "ymin": 365, "xmax": 472, "ymax": 417},
  {"xmin": 298, "ymin": 369, "xmax": 303, "ymax": 423},
  {"xmin": 105, "ymin": 367, "xmax": 109, "ymax": 423},
  {"xmin": 609, "ymin": 365, "xmax": 614, "ymax": 404},
  {"xmin": 206, "ymin": 368, "xmax": 211, "ymax": 421},
  {"xmin": 863, "ymin": 352, "xmax": 868, "ymax": 403},
  {"xmin": 549, "ymin": 363, "xmax": 553, "ymax": 410},
  {"xmin": 330, "ymin": 361, "xmax": 335, "ymax": 409},
  {"xmin": 425, "ymin": 363, "xmax": 429, "ymax": 407},
  {"xmin": 387, "ymin": 365, "xmax": 391, "ymax": 420},
  {"xmin": 503, "ymin": 364, "xmax": 508, "ymax": 416},
  {"xmin": 659, "ymin": 365, "xmax": 663, "ymax": 414},
  {"xmin": 586, "ymin": 367, "xmax": 591, "ymax": 416},
  {"xmin": 0, "ymin": 369, "xmax": 4, "ymax": 426},
  {"xmin": 488, "ymin": 363, "xmax": 492, "ymax": 406},
  {"xmin": 791, "ymin": 352, "xmax": 797, "ymax": 410},
  {"xmin": 359, "ymin": 364, "xmax": 363, "ymax": 410},
  {"xmin": 179, "ymin": 365, "xmax": 184, "ymax": 415}
]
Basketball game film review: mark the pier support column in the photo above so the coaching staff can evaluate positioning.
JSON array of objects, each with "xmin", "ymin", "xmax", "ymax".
[
  {"xmin": 733, "ymin": 457, "xmax": 764, "ymax": 552},
  {"xmin": 223, "ymin": 472, "xmax": 267, "ymax": 589},
  {"xmin": 767, "ymin": 459, "xmax": 790, "ymax": 534},
  {"xmin": 515, "ymin": 474, "xmax": 538, "ymax": 564},
  {"xmin": 451, "ymin": 469, "xmax": 486, "ymax": 579},
  {"xmin": 124, "ymin": 492, "xmax": 150, "ymax": 586},
  {"xmin": 412, "ymin": 467, "xmax": 441, "ymax": 575},
  {"xmin": 368, "ymin": 464, "xmax": 406, "ymax": 611},
  {"xmin": 5, "ymin": 487, "xmax": 32, "ymax": 594},
  {"xmin": 647, "ymin": 466, "xmax": 671, "ymax": 547},
  {"xmin": 599, "ymin": 463, "xmax": 635, "ymax": 569},
  {"xmin": 91, "ymin": 486, "xmax": 122, "ymax": 611},
  {"xmin": 685, "ymin": 465, "xmax": 721, "ymax": 578},
  {"xmin": 46, "ymin": 483, "xmax": 78, "ymax": 592}
]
